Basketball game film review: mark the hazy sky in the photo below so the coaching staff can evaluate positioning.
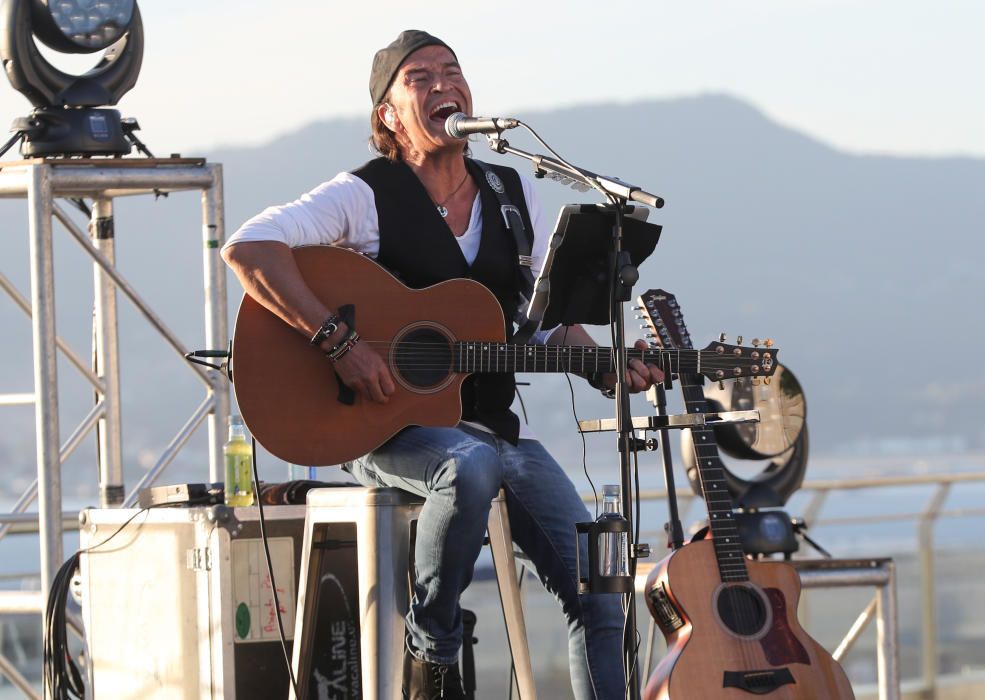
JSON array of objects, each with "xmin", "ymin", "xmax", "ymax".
[{"xmin": 6, "ymin": 0, "xmax": 982, "ymax": 158}]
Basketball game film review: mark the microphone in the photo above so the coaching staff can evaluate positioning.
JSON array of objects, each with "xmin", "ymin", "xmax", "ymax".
[{"xmin": 445, "ymin": 112, "xmax": 520, "ymax": 139}]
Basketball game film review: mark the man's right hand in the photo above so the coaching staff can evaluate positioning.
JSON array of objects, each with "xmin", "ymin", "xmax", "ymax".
[
  {"xmin": 222, "ymin": 241, "xmax": 397, "ymax": 405},
  {"xmin": 330, "ymin": 338, "xmax": 396, "ymax": 404}
]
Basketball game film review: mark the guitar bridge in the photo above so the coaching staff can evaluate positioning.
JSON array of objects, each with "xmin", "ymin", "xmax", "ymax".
[{"xmin": 722, "ymin": 668, "xmax": 795, "ymax": 695}]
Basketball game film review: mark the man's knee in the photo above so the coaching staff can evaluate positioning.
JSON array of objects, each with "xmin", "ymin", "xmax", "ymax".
[{"xmin": 433, "ymin": 442, "xmax": 504, "ymax": 504}]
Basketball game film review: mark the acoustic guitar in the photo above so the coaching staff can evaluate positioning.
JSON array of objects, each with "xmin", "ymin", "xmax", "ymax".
[
  {"xmin": 231, "ymin": 246, "xmax": 778, "ymax": 466},
  {"xmin": 637, "ymin": 289, "xmax": 854, "ymax": 699}
]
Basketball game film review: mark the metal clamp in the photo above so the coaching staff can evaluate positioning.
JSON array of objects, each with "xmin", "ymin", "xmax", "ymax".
[{"xmin": 577, "ymin": 409, "xmax": 760, "ymax": 434}]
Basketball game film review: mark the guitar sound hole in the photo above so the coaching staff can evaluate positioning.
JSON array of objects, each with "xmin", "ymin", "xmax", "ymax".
[
  {"xmin": 717, "ymin": 585, "xmax": 768, "ymax": 637},
  {"xmin": 394, "ymin": 328, "xmax": 452, "ymax": 390}
]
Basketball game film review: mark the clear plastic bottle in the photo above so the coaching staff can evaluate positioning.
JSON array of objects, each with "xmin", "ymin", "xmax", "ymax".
[
  {"xmin": 287, "ymin": 464, "xmax": 316, "ymax": 481},
  {"xmin": 224, "ymin": 415, "xmax": 254, "ymax": 507},
  {"xmin": 598, "ymin": 484, "xmax": 629, "ymax": 577}
]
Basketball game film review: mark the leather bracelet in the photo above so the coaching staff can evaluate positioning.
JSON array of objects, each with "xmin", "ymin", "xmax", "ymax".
[
  {"xmin": 310, "ymin": 313, "xmax": 342, "ymax": 347},
  {"xmin": 325, "ymin": 329, "xmax": 360, "ymax": 363}
]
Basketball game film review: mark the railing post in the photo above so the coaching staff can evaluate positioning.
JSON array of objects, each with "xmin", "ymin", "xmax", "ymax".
[
  {"xmin": 876, "ymin": 560, "xmax": 900, "ymax": 700},
  {"xmin": 918, "ymin": 484, "xmax": 949, "ymax": 697}
]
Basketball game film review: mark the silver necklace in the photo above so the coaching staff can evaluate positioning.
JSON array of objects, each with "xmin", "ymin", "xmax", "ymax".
[{"xmin": 433, "ymin": 172, "xmax": 470, "ymax": 218}]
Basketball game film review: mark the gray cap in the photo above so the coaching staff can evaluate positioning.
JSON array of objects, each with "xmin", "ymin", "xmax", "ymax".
[{"xmin": 369, "ymin": 30, "xmax": 455, "ymax": 106}]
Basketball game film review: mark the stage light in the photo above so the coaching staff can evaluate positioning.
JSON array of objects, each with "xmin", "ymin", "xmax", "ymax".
[
  {"xmin": 683, "ymin": 363, "xmax": 809, "ymax": 509},
  {"xmin": 682, "ymin": 365, "xmax": 810, "ymax": 557},
  {"xmin": 0, "ymin": 0, "xmax": 144, "ymax": 157}
]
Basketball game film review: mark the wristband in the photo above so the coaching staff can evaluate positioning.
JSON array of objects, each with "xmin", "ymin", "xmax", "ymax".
[
  {"xmin": 310, "ymin": 313, "xmax": 343, "ymax": 347},
  {"xmin": 325, "ymin": 329, "xmax": 360, "ymax": 363}
]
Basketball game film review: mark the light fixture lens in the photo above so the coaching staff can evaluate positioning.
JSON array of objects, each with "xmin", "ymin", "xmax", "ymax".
[{"xmin": 43, "ymin": 0, "xmax": 134, "ymax": 51}]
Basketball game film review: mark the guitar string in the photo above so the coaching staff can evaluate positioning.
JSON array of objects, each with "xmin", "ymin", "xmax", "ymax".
[
  {"xmin": 640, "ymin": 300, "xmax": 767, "ymax": 643},
  {"xmin": 691, "ymin": 401, "xmax": 763, "ymax": 641},
  {"xmin": 695, "ymin": 455, "xmax": 762, "ymax": 640},
  {"xmin": 333, "ymin": 353, "xmax": 761, "ymax": 372},
  {"xmin": 341, "ymin": 341, "xmax": 767, "ymax": 371}
]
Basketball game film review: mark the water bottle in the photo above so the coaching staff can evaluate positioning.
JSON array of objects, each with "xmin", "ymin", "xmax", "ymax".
[
  {"xmin": 224, "ymin": 415, "xmax": 254, "ymax": 506},
  {"xmin": 287, "ymin": 464, "xmax": 317, "ymax": 481},
  {"xmin": 598, "ymin": 484, "xmax": 629, "ymax": 578}
]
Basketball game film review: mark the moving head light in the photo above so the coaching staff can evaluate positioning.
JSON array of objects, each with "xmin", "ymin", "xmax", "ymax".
[{"xmin": 0, "ymin": 0, "xmax": 144, "ymax": 157}]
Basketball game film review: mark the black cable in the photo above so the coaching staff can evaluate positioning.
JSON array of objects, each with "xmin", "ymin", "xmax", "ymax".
[
  {"xmin": 515, "ymin": 385, "xmax": 529, "ymax": 425},
  {"xmin": 560, "ymin": 326, "xmax": 599, "ymax": 515},
  {"xmin": 69, "ymin": 198, "xmax": 92, "ymax": 217},
  {"xmin": 515, "ymin": 121, "xmax": 607, "ymax": 200},
  {"xmin": 0, "ymin": 130, "xmax": 25, "ymax": 159},
  {"xmin": 251, "ymin": 437, "xmax": 300, "ymax": 697},
  {"xmin": 45, "ymin": 551, "xmax": 84, "ymax": 699},
  {"xmin": 45, "ymin": 505, "xmax": 166, "ymax": 698}
]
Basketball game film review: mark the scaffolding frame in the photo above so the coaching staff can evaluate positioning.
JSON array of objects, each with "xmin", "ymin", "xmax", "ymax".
[{"xmin": 0, "ymin": 157, "xmax": 230, "ymax": 697}]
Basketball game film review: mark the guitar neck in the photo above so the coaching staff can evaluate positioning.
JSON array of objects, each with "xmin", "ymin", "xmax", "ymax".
[
  {"xmin": 454, "ymin": 343, "xmax": 702, "ymax": 376},
  {"xmin": 679, "ymin": 377, "xmax": 750, "ymax": 583}
]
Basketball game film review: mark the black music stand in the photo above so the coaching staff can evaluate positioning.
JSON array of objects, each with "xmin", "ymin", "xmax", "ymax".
[{"xmin": 524, "ymin": 204, "xmax": 660, "ymax": 331}]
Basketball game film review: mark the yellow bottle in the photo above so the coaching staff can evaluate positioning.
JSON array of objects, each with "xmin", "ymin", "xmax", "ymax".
[{"xmin": 224, "ymin": 415, "xmax": 255, "ymax": 507}]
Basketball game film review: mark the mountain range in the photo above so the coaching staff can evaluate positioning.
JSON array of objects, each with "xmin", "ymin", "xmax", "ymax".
[{"xmin": 1, "ymin": 94, "xmax": 982, "ymax": 493}]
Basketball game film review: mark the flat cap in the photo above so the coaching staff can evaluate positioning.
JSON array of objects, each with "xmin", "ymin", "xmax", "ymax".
[{"xmin": 369, "ymin": 30, "xmax": 455, "ymax": 106}]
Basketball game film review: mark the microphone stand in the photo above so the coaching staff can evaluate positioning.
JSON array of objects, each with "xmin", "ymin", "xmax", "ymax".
[
  {"xmin": 486, "ymin": 134, "xmax": 663, "ymax": 699},
  {"xmin": 485, "ymin": 136, "xmax": 664, "ymax": 210}
]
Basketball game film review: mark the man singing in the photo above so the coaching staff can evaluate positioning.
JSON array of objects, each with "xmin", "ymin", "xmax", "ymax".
[{"xmin": 222, "ymin": 30, "xmax": 661, "ymax": 699}]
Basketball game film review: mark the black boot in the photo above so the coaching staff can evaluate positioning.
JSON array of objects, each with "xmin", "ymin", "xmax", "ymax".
[{"xmin": 402, "ymin": 650, "xmax": 465, "ymax": 700}]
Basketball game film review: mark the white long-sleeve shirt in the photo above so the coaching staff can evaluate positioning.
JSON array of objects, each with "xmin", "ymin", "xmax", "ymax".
[{"xmin": 225, "ymin": 168, "xmax": 558, "ymax": 438}]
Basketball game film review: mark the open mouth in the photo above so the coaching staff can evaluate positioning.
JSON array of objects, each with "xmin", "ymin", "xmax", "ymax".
[{"xmin": 429, "ymin": 101, "xmax": 461, "ymax": 123}]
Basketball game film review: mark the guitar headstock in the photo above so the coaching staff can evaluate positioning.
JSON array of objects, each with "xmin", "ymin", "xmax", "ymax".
[
  {"xmin": 637, "ymin": 288, "xmax": 693, "ymax": 350},
  {"xmin": 637, "ymin": 288, "xmax": 779, "ymax": 381},
  {"xmin": 699, "ymin": 340, "xmax": 778, "ymax": 380}
]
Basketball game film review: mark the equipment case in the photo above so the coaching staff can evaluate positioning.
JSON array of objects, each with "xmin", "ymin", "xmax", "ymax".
[{"xmin": 79, "ymin": 504, "xmax": 306, "ymax": 699}]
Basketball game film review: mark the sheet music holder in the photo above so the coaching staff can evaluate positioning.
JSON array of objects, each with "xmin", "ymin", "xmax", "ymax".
[{"xmin": 523, "ymin": 204, "xmax": 661, "ymax": 332}]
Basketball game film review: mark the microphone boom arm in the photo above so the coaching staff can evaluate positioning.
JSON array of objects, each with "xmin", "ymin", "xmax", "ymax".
[{"xmin": 486, "ymin": 136, "xmax": 664, "ymax": 209}]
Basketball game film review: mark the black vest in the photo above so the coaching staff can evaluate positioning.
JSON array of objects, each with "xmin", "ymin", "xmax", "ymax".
[{"xmin": 351, "ymin": 157, "xmax": 535, "ymax": 444}]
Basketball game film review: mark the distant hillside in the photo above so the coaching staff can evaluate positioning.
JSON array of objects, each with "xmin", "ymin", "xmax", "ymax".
[{"xmin": 1, "ymin": 94, "xmax": 982, "ymax": 492}]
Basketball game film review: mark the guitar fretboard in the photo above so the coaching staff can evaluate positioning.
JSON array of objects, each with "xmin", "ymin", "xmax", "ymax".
[
  {"xmin": 681, "ymin": 381, "xmax": 750, "ymax": 583},
  {"xmin": 451, "ymin": 342, "xmax": 741, "ymax": 377}
]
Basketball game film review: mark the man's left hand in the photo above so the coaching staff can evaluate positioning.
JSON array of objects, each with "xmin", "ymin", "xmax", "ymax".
[{"xmin": 601, "ymin": 339, "xmax": 665, "ymax": 393}]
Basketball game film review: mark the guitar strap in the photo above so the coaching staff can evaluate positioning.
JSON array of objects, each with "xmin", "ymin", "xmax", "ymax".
[
  {"xmin": 472, "ymin": 160, "xmax": 540, "ymax": 344},
  {"xmin": 333, "ymin": 304, "xmax": 356, "ymax": 405}
]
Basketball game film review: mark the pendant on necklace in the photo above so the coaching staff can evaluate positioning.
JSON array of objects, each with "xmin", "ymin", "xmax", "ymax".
[{"xmin": 437, "ymin": 205, "xmax": 449, "ymax": 218}]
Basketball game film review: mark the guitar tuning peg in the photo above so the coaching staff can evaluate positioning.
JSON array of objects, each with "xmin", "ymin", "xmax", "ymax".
[
  {"xmin": 736, "ymin": 335, "xmax": 743, "ymax": 345},
  {"xmin": 719, "ymin": 332, "xmax": 727, "ymax": 343},
  {"xmin": 752, "ymin": 377, "xmax": 762, "ymax": 386},
  {"xmin": 764, "ymin": 376, "xmax": 772, "ymax": 385},
  {"xmin": 764, "ymin": 338, "xmax": 774, "ymax": 348},
  {"xmin": 751, "ymin": 338, "xmax": 761, "ymax": 347},
  {"xmin": 718, "ymin": 380, "xmax": 725, "ymax": 391}
]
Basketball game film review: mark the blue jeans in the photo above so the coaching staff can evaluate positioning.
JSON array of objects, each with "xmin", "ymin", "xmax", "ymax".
[{"xmin": 347, "ymin": 424, "xmax": 626, "ymax": 700}]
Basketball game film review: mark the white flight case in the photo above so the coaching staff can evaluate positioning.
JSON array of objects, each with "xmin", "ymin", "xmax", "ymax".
[{"xmin": 79, "ymin": 504, "xmax": 307, "ymax": 699}]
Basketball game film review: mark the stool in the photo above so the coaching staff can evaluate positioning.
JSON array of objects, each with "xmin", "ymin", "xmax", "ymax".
[{"xmin": 289, "ymin": 487, "xmax": 537, "ymax": 700}]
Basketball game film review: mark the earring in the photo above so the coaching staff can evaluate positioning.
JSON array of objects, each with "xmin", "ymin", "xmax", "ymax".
[{"xmin": 384, "ymin": 105, "xmax": 395, "ymax": 125}]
